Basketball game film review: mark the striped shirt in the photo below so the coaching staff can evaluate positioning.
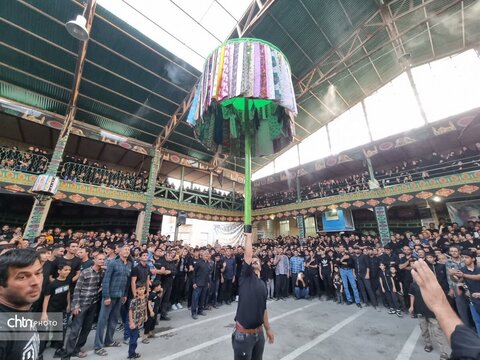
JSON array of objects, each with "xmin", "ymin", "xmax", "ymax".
[
  {"xmin": 71, "ymin": 266, "xmax": 104, "ymax": 309},
  {"xmin": 275, "ymin": 255, "xmax": 290, "ymax": 275}
]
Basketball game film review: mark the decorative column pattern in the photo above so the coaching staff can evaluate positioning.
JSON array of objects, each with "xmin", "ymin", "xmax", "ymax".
[
  {"xmin": 296, "ymin": 215, "xmax": 306, "ymax": 239},
  {"xmin": 366, "ymin": 157, "xmax": 375, "ymax": 182},
  {"xmin": 179, "ymin": 166, "xmax": 185, "ymax": 202},
  {"xmin": 208, "ymin": 171, "xmax": 213, "ymax": 207},
  {"xmin": 140, "ymin": 149, "xmax": 162, "ymax": 243},
  {"xmin": 24, "ymin": 198, "xmax": 52, "ymax": 241},
  {"xmin": 375, "ymin": 206, "xmax": 390, "ymax": 245}
]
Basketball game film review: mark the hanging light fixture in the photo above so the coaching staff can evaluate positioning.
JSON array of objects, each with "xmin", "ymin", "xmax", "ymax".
[{"xmin": 65, "ymin": 14, "xmax": 89, "ymax": 41}]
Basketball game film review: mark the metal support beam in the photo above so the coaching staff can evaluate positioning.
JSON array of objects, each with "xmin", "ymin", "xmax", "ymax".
[
  {"xmin": 296, "ymin": 0, "xmax": 461, "ymax": 100},
  {"xmin": 24, "ymin": 0, "xmax": 97, "ymax": 241}
]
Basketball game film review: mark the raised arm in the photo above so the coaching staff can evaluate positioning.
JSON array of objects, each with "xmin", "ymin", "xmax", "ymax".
[{"xmin": 244, "ymin": 233, "xmax": 253, "ymax": 265}]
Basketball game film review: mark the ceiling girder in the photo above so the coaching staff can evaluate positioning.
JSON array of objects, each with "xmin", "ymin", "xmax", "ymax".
[{"xmin": 296, "ymin": 0, "xmax": 463, "ymax": 100}]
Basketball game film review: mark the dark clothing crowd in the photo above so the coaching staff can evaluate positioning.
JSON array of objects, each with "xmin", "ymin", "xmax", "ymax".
[
  {"xmin": 254, "ymin": 146, "xmax": 480, "ymax": 209},
  {"xmin": 1, "ymin": 218, "xmax": 480, "ymax": 360}
]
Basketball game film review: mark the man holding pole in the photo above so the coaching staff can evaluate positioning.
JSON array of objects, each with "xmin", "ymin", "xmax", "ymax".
[{"xmin": 231, "ymin": 232, "xmax": 274, "ymax": 360}]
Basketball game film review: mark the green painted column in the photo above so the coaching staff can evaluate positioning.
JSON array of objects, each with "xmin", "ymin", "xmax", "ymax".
[
  {"xmin": 140, "ymin": 149, "xmax": 162, "ymax": 244},
  {"xmin": 24, "ymin": 119, "xmax": 73, "ymax": 241},
  {"xmin": 208, "ymin": 171, "xmax": 213, "ymax": 207},
  {"xmin": 374, "ymin": 206, "xmax": 391, "ymax": 245},
  {"xmin": 24, "ymin": 197, "xmax": 52, "ymax": 241},
  {"xmin": 179, "ymin": 166, "xmax": 185, "ymax": 202},
  {"xmin": 366, "ymin": 157, "xmax": 376, "ymax": 182},
  {"xmin": 244, "ymin": 98, "xmax": 252, "ymax": 233}
]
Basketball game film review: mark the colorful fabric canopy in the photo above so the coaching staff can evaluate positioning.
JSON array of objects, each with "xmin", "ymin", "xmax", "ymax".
[{"xmin": 187, "ymin": 38, "xmax": 297, "ymax": 158}]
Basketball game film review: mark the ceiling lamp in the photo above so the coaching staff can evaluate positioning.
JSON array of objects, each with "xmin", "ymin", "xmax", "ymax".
[
  {"xmin": 66, "ymin": 14, "xmax": 89, "ymax": 41},
  {"xmin": 398, "ymin": 53, "xmax": 412, "ymax": 68}
]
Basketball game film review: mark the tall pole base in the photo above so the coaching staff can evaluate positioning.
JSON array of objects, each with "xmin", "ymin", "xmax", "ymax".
[{"xmin": 243, "ymin": 98, "xmax": 252, "ymax": 234}]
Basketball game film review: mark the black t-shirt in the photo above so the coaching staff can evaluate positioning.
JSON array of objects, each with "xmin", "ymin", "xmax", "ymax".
[
  {"xmin": 235, "ymin": 262, "xmax": 267, "ymax": 329},
  {"xmin": 336, "ymin": 253, "xmax": 354, "ymax": 269},
  {"xmin": 45, "ymin": 278, "xmax": 70, "ymax": 312},
  {"xmin": 129, "ymin": 263, "xmax": 150, "ymax": 298},
  {"xmin": 0, "ymin": 303, "xmax": 40, "ymax": 360},
  {"xmin": 317, "ymin": 255, "xmax": 332, "ymax": 274},
  {"xmin": 408, "ymin": 282, "xmax": 434, "ymax": 318},
  {"xmin": 193, "ymin": 259, "xmax": 210, "ymax": 287},
  {"xmin": 148, "ymin": 291, "xmax": 162, "ymax": 315},
  {"xmin": 50, "ymin": 256, "xmax": 81, "ymax": 284},
  {"xmin": 80, "ymin": 259, "xmax": 93, "ymax": 272},
  {"xmin": 399, "ymin": 256, "xmax": 414, "ymax": 284}
]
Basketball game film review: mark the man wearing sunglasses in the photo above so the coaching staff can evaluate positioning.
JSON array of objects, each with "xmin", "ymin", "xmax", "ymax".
[{"xmin": 232, "ymin": 232, "xmax": 274, "ymax": 360}]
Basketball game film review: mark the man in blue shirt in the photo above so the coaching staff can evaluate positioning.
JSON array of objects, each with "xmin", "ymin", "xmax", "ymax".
[{"xmin": 94, "ymin": 245, "xmax": 132, "ymax": 356}]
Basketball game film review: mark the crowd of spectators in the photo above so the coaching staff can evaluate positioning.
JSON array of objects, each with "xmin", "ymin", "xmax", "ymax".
[
  {"xmin": 254, "ymin": 146, "xmax": 480, "ymax": 209},
  {"xmin": 376, "ymin": 146, "xmax": 480, "ymax": 187},
  {"xmin": 0, "ymin": 145, "xmax": 49, "ymax": 173},
  {"xmin": 0, "ymin": 145, "xmax": 149, "ymax": 192},
  {"xmin": 1, "ymin": 217, "xmax": 480, "ymax": 359},
  {"xmin": 61, "ymin": 155, "xmax": 148, "ymax": 192},
  {"xmin": 156, "ymin": 178, "xmax": 244, "ymax": 204}
]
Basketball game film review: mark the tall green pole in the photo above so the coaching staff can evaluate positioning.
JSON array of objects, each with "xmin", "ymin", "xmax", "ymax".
[{"xmin": 243, "ymin": 98, "xmax": 252, "ymax": 234}]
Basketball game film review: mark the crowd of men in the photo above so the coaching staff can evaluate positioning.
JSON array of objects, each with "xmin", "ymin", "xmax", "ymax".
[
  {"xmin": 0, "ymin": 146, "xmax": 49, "ymax": 174},
  {"xmin": 254, "ymin": 146, "xmax": 480, "ymax": 209},
  {"xmin": 60, "ymin": 155, "xmax": 148, "ymax": 193},
  {"xmin": 157, "ymin": 179, "xmax": 244, "ymax": 204},
  {"xmin": 1, "ymin": 218, "xmax": 480, "ymax": 359},
  {"xmin": 376, "ymin": 146, "xmax": 480, "ymax": 187}
]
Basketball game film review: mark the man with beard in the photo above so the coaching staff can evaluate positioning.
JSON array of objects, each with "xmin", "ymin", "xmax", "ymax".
[
  {"xmin": 352, "ymin": 246, "xmax": 378, "ymax": 309},
  {"xmin": 154, "ymin": 249, "xmax": 177, "ymax": 321},
  {"xmin": 317, "ymin": 248, "xmax": 333, "ymax": 300},
  {"xmin": 0, "ymin": 249, "xmax": 43, "ymax": 360},
  {"xmin": 232, "ymin": 233, "xmax": 273, "ymax": 360}
]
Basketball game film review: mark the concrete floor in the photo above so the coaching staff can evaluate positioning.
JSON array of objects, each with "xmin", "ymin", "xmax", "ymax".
[{"xmin": 43, "ymin": 299, "xmax": 448, "ymax": 360}]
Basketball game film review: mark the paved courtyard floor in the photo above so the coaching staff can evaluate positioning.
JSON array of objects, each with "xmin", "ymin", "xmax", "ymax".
[{"xmin": 43, "ymin": 298, "xmax": 448, "ymax": 360}]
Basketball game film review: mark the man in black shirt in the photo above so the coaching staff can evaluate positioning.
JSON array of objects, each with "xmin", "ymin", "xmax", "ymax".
[
  {"xmin": 409, "ymin": 281, "xmax": 450, "ymax": 359},
  {"xmin": 49, "ymin": 241, "xmax": 81, "ymax": 290},
  {"xmin": 317, "ymin": 248, "xmax": 333, "ymax": 299},
  {"xmin": 336, "ymin": 245, "xmax": 361, "ymax": 307},
  {"xmin": 77, "ymin": 248, "xmax": 93, "ymax": 272},
  {"xmin": 191, "ymin": 250, "xmax": 209, "ymax": 320},
  {"xmin": 154, "ymin": 250, "xmax": 177, "ymax": 321},
  {"xmin": 0, "ymin": 249, "xmax": 43, "ymax": 360},
  {"xmin": 352, "ymin": 246, "xmax": 378, "ymax": 308},
  {"xmin": 232, "ymin": 233, "xmax": 273, "ymax": 360},
  {"xmin": 412, "ymin": 259, "xmax": 480, "ymax": 359}
]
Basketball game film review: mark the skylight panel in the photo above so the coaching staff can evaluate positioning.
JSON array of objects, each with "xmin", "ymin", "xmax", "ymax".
[{"xmin": 98, "ymin": 0, "xmax": 254, "ymax": 71}]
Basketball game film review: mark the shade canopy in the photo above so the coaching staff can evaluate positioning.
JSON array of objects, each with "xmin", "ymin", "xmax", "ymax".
[{"xmin": 187, "ymin": 38, "xmax": 297, "ymax": 158}]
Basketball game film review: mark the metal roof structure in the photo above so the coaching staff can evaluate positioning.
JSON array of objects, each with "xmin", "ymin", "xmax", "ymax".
[{"xmin": 1, "ymin": 0, "xmax": 479, "ymax": 175}]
